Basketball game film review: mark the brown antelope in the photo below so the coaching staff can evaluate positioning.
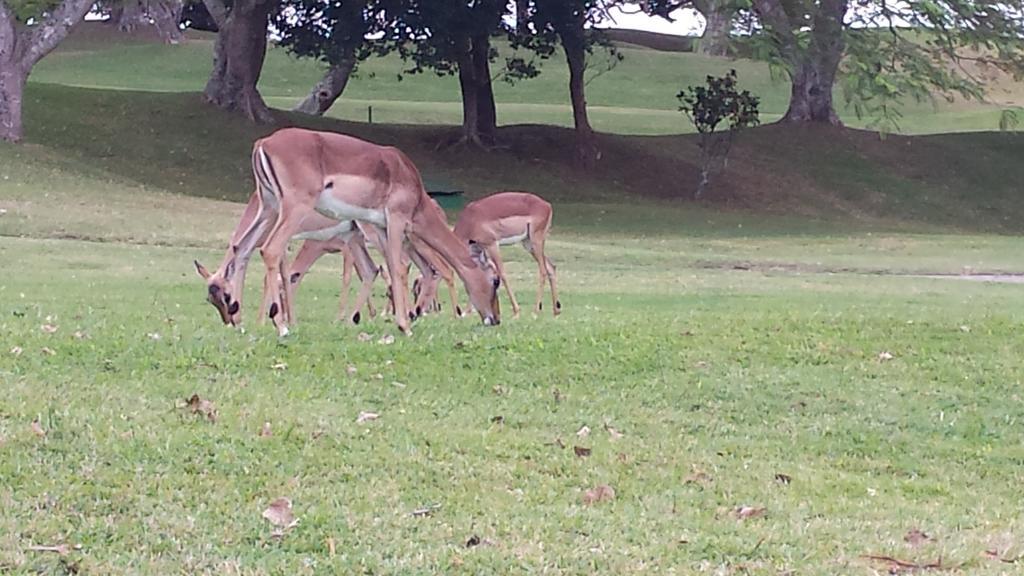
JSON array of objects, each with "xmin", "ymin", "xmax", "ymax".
[
  {"xmin": 247, "ymin": 128, "xmax": 500, "ymax": 336},
  {"xmin": 194, "ymin": 190, "xmax": 382, "ymax": 326},
  {"xmin": 453, "ymin": 192, "xmax": 559, "ymax": 317}
]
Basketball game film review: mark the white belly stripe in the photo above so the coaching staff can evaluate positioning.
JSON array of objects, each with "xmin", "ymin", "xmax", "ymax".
[
  {"xmin": 315, "ymin": 185, "xmax": 386, "ymax": 228},
  {"xmin": 293, "ymin": 220, "xmax": 356, "ymax": 241},
  {"xmin": 498, "ymin": 231, "xmax": 529, "ymax": 246}
]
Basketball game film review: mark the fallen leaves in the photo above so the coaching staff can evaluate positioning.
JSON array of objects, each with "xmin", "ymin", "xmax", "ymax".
[
  {"xmin": 604, "ymin": 423, "xmax": 624, "ymax": 440},
  {"xmin": 377, "ymin": 334, "xmax": 395, "ymax": 345},
  {"xmin": 30, "ymin": 419, "xmax": 46, "ymax": 438},
  {"xmin": 262, "ymin": 497, "xmax": 299, "ymax": 537},
  {"xmin": 356, "ymin": 411, "xmax": 379, "ymax": 424},
  {"xmin": 878, "ymin": 351, "xmax": 895, "ymax": 362},
  {"xmin": 40, "ymin": 347, "xmax": 56, "ymax": 356},
  {"xmin": 734, "ymin": 506, "xmax": 766, "ymax": 520},
  {"xmin": 411, "ymin": 503, "xmax": 442, "ymax": 517},
  {"xmin": 582, "ymin": 484, "xmax": 615, "ymax": 505},
  {"xmin": 10, "ymin": 346, "xmax": 23, "ymax": 357},
  {"xmin": 41, "ymin": 324, "xmax": 58, "ymax": 334},
  {"xmin": 26, "ymin": 544, "xmax": 77, "ymax": 556},
  {"xmin": 684, "ymin": 466, "xmax": 712, "ymax": 485},
  {"xmin": 573, "ymin": 446, "xmax": 591, "ymax": 458},
  {"xmin": 576, "ymin": 425, "xmax": 591, "ymax": 438},
  {"xmin": 259, "ymin": 422, "xmax": 272, "ymax": 438},
  {"xmin": 186, "ymin": 394, "xmax": 218, "ymax": 422},
  {"xmin": 357, "ymin": 332, "xmax": 373, "ymax": 342},
  {"xmin": 346, "ymin": 364, "xmax": 358, "ymax": 375},
  {"xmin": 774, "ymin": 473, "xmax": 792, "ymax": 485},
  {"xmin": 271, "ymin": 362, "xmax": 287, "ymax": 371},
  {"xmin": 904, "ymin": 529, "xmax": 933, "ymax": 547}
]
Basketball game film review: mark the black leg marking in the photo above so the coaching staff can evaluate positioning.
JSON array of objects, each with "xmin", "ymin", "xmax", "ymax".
[
  {"xmin": 352, "ymin": 311, "xmax": 361, "ymax": 325},
  {"xmin": 539, "ymin": 302, "xmax": 543, "ymax": 311},
  {"xmin": 556, "ymin": 300, "xmax": 562, "ymax": 311},
  {"xmin": 290, "ymin": 272, "xmax": 301, "ymax": 284},
  {"xmin": 269, "ymin": 302, "xmax": 279, "ymax": 319},
  {"xmin": 456, "ymin": 305, "xmax": 463, "ymax": 316}
]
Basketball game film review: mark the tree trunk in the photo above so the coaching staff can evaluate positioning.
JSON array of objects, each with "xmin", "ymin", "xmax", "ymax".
[
  {"xmin": 294, "ymin": 54, "xmax": 357, "ymax": 116},
  {"xmin": 695, "ymin": 0, "xmax": 732, "ymax": 57},
  {"xmin": 202, "ymin": 0, "xmax": 273, "ymax": 123},
  {"xmin": 456, "ymin": 49, "xmax": 482, "ymax": 145},
  {"xmin": 113, "ymin": 0, "xmax": 148, "ymax": 32},
  {"xmin": 563, "ymin": 38, "xmax": 599, "ymax": 168},
  {"xmin": 151, "ymin": 0, "xmax": 185, "ymax": 44},
  {"xmin": 0, "ymin": 61, "xmax": 26, "ymax": 143},
  {"xmin": 516, "ymin": 0, "xmax": 530, "ymax": 31},
  {"xmin": 753, "ymin": 0, "xmax": 847, "ymax": 125},
  {"xmin": 472, "ymin": 34, "xmax": 497, "ymax": 144}
]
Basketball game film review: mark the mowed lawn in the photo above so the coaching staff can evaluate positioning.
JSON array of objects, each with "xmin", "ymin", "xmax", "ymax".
[{"xmin": 3, "ymin": 180, "xmax": 1024, "ymax": 573}]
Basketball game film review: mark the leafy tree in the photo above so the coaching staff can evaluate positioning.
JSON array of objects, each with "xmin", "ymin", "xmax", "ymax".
[
  {"xmin": 201, "ymin": 0, "xmax": 278, "ymax": 123},
  {"xmin": 0, "ymin": 0, "xmax": 95, "ymax": 142},
  {"xmin": 389, "ymin": 0, "xmax": 509, "ymax": 146},
  {"xmin": 274, "ymin": 0, "xmax": 386, "ymax": 115},
  {"xmin": 745, "ymin": 0, "xmax": 1024, "ymax": 127},
  {"xmin": 692, "ymin": 0, "xmax": 736, "ymax": 56},
  {"xmin": 527, "ymin": 0, "xmax": 624, "ymax": 167},
  {"xmin": 678, "ymin": 69, "xmax": 759, "ymax": 197}
]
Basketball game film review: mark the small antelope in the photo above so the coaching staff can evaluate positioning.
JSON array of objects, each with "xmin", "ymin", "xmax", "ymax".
[{"xmin": 453, "ymin": 192, "xmax": 559, "ymax": 317}]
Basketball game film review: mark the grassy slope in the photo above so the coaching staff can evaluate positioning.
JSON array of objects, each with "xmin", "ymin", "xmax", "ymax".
[{"xmin": 28, "ymin": 24, "xmax": 1024, "ymax": 136}]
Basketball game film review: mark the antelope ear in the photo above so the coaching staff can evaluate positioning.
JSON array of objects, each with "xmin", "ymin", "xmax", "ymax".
[
  {"xmin": 194, "ymin": 260, "xmax": 212, "ymax": 280},
  {"xmin": 468, "ymin": 240, "xmax": 487, "ymax": 266}
]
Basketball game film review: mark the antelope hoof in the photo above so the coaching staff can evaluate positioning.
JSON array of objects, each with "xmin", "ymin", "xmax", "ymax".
[{"xmin": 278, "ymin": 324, "xmax": 290, "ymax": 338}]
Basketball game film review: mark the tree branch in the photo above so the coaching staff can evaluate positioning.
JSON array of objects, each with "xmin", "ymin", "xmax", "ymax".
[
  {"xmin": 20, "ymin": 0, "xmax": 95, "ymax": 69},
  {"xmin": 0, "ymin": 0, "xmax": 17, "ymax": 61}
]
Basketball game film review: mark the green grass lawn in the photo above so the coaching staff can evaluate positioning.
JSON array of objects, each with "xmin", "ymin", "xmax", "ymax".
[{"xmin": 3, "ymin": 22, "xmax": 1024, "ymax": 575}]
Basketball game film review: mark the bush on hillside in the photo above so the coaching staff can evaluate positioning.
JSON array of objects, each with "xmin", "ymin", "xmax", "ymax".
[{"xmin": 678, "ymin": 70, "xmax": 760, "ymax": 199}]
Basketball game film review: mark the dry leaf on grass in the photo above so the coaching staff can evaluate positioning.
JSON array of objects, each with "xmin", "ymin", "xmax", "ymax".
[
  {"xmin": 40, "ymin": 347, "xmax": 56, "ymax": 356},
  {"xmin": 465, "ymin": 535, "xmax": 481, "ymax": 548},
  {"xmin": 904, "ymin": 529, "xmax": 933, "ymax": 547},
  {"xmin": 576, "ymin": 425, "xmax": 591, "ymax": 438},
  {"xmin": 259, "ymin": 422, "xmax": 272, "ymax": 438},
  {"xmin": 41, "ymin": 324, "xmax": 58, "ymax": 334},
  {"xmin": 30, "ymin": 419, "xmax": 46, "ymax": 438},
  {"xmin": 357, "ymin": 332, "xmax": 373, "ymax": 342},
  {"xmin": 775, "ymin": 473, "xmax": 793, "ymax": 485},
  {"xmin": 147, "ymin": 332, "xmax": 161, "ymax": 341},
  {"xmin": 378, "ymin": 334, "xmax": 395, "ymax": 345},
  {"xmin": 346, "ymin": 365, "xmax": 358, "ymax": 375},
  {"xmin": 186, "ymin": 394, "xmax": 218, "ymax": 422},
  {"xmin": 604, "ymin": 423, "xmax": 624, "ymax": 440},
  {"xmin": 878, "ymin": 351, "xmax": 895, "ymax": 362},
  {"xmin": 490, "ymin": 415, "xmax": 504, "ymax": 424},
  {"xmin": 582, "ymin": 484, "xmax": 615, "ymax": 505},
  {"xmin": 684, "ymin": 467, "xmax": 711, "ymax": 485},
  {"xmin": 271, "ymin": 362, "xmax": 287, "ymax": 371},
  {"xmin": 573, "ymin": 446, "xmax": 592, "ymax": 458},
  {"xmin": 26, "ymin": 544, "xmax": 73, "ymax": 556},
  {"xmin": 735, "ymin": 506, "xmax": 767, "ymax": 520},
  {"xmin": 10, "ymin": 346, "xmax": 23, "ymax": 356},
  {"xmin": 327, "ymin": 537, "xmax": 336, "ymax": 557},
  {"xmin": 356, "ymin": 411, "xmax": 379, "ymax": 424},
  {"xmin": 411, "ymin": 503, "xmax": 441, "ymax": 517},
  {"xmin": 262, "ymin": 497, "xmax": 299, "ymax": 536}
]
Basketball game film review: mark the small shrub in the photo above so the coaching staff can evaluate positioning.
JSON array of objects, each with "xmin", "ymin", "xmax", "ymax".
[{"xmin": 677, "ymin": 70, "xmax": 760, "ymax": 198}]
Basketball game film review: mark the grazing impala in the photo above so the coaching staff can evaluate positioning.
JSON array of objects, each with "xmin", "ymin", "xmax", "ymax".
[
  {"xmin": 194, "ymin": 190, "xmax": 382, "ymax": 326},
  {"xmin": 248, "ymin": 128, "xmax": 500, "ymax": 336},
  {"xmin": 453, "ymin": 192, "xmax": 559, "ymax": 317}
]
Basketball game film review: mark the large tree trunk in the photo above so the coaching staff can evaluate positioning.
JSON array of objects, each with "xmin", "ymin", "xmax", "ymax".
[
  {"xmin": 151, "ymin": 0, "xmax": 185, "ymax": 44},
  {"xmin": 753, "ymin": 0, "xmax": 847, "ymax": 125},
  {"xmin": 471, "ymin": 34, "xmax": 497, "ymax": 144},
  {"xmin": 202, "ymin": 0, "xmax": 273, "ymax": 123},
  {"xmin": 111, "ymin": 0, "xmax": 148, "ymax": 32},
  {"xmin": 563, "ymin": 37, "xmax": 599, "ymax": 168},
  {"xmin": 456, "ymin": 49, "xmax": 482, "ymax": 145},
  {"xmin": 0, "ymin": 61, "xmax": 26, "ymax": 143},
  {"xmin": 294, "ymin": 53, "xmax": 357, "ymax": 115},
  {"xmin": 694, "ymin": 0, "xmax": 732, "ymax": 57},
  {"xmin": 780, "ymin": 0, "xmax": 846, "ymax": 124},
  {"xmin": 0, "ymin": 0, "xmax": 93, "ymax": 142}
]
